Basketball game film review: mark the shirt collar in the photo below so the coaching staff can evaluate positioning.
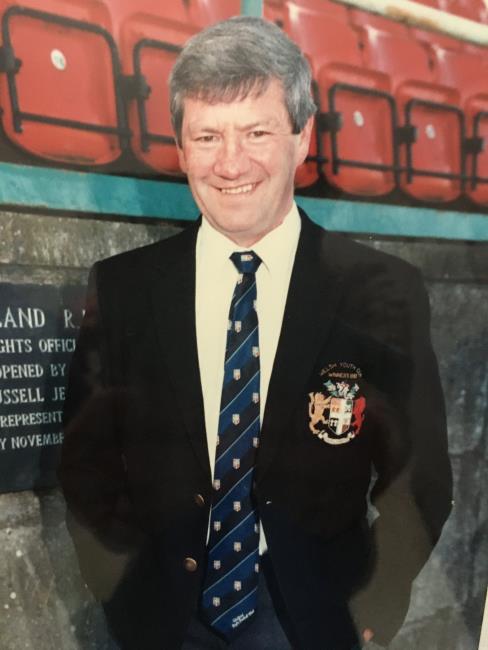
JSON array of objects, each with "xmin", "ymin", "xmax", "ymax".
[{"xmin": 198, "ymin": 202, "xmax": 301, "ymax": 276}]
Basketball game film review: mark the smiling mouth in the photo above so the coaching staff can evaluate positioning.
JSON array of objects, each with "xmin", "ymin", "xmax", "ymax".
[{"xmin": 219, "ymin": 183, "xmax": 257, "ymax": 195}]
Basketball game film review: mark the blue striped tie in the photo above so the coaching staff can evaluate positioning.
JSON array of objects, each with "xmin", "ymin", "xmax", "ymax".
[{"xmin": 201, "ymin": 250, "xmax": 262, "ymax": 640}]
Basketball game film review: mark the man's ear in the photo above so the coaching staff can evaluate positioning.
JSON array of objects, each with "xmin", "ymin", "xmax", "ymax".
[
  {"xmin": 176, "ymin": 142, "xmax": 187, "ymax": 173},
  {"xmin": 297, "ymin": 114, "xmax": 315, "ymax": 166}
]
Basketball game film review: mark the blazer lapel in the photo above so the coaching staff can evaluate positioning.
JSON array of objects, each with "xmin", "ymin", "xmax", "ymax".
[
  {"xmin": 149, "ymin": 222, "xmax": 211, "ymax": 480},
  {"xmin": 256, "ymin": 212, "xmax": 345, "ymax": 483}
]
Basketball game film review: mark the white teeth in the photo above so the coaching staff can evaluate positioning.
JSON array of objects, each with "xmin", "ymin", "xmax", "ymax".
[{"xmin": 220, "ymin": 183, "xmax": 254, "ymax": 195}]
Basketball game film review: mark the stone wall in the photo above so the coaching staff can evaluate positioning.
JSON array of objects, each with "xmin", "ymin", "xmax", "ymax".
[
  {"xmin": 358, "ymin": 237, "xmax": 488, "ymax": 650},
  {"xmin": 0, "ymin": 208, "xmax": 486, "ymax": 650}
]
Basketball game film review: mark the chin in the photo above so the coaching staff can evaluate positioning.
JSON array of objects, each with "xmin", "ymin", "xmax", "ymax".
[{"xmin": 215, "ymin": 216, "xmax": 258, "ymax": 232}]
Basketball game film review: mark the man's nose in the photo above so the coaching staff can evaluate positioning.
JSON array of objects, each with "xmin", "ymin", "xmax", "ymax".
[{"xmin": 213, "ymin": 135, "xmax": 251, "ymax": 178}]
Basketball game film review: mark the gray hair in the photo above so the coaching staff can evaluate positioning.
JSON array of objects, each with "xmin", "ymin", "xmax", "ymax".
[{"xmin": 169, "ymin": 16, "xmax": 316, "ymax": 146}]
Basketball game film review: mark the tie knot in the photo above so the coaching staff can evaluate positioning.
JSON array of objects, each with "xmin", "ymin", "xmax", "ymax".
[{"xmin": 230, "ymin": 251, "xmax": 262, "ymax": 275}]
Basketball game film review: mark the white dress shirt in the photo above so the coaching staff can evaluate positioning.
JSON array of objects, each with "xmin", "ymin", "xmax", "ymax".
[{"xmin": 195, "ymin": 202, "xmax": 301, "ymax": 553}]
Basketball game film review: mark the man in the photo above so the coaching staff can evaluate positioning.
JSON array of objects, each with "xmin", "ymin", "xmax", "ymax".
[{"xmin": 60, "ymin": 16, "xmax": 452, "ymax": 650}]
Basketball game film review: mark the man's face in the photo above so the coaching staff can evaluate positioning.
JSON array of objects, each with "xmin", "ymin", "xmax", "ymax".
[{"xmin": 177, "ymin": 79, "xmax": 313, "ymax": 246}]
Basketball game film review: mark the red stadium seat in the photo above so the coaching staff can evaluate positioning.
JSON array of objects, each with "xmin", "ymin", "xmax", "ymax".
[
  {"xmin": 114, "ymin": 1, "xmax": 203, "ymax": 175},
  {"xmin": 409, "ymin": 0, "xmax": 488, "ymax": 203},
  {"xmin": 262, "ymin": 0, "xmax": 317, "ymax": 188},
  {"xmin": 193, "ymin": 0, "xmax": 241, "ymax": 25},
  {"xmin": 0, "ymin": 0, "xmax": 127, "ymax": 167},
  {"xmin": 351, "ymin": 8, "xmax": 464, "ymax": 203},
  {"xmin": 282, "ymin": 0, "xmax": 395, "ymax": 196},
  {"xmin": 116, "ymin": 0, "xmax": 285, "ymax": 176},
  {"xmin": 196, "ymin": 0, "xmax": 292, "ymax": 26},
  {"xmin": 263, "ymin": 0, "xmax": 286, "ymax": 26},
  {"xmin": 465, "ymin": 98, "xmax": 488, "ymax": 206},
  {"xmin": 427, "ymin": 40, "xmax": 488, "ymax": 205},
  {"xmin": 410, "ymin": 0, "xmax": 488, "ymax": 204}
]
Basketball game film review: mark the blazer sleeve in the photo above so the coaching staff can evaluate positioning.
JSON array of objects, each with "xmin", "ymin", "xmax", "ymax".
[
  {"xmin": 350, "ymin": 266, "xmax": 452, "ymax": 645},
  {"xmin": 59, "ymin": 263, "xmax": 145, "ymax": 599}
]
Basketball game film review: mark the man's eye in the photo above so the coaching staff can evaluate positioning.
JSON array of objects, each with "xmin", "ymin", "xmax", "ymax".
[
  {"xmin": 249, "ymin": 130, "xmax": 268, "ymax": 139},
  {"xmin": 196, "ymin": 135, "xmax": 217, "ymax": 143}
]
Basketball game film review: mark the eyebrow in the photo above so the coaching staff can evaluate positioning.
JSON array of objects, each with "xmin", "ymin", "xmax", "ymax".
[
  {"xmin": 239, "ymin": 121, "xmax": 275, "ymax": 131},
  {"xmin": 189, "ymin": 119, "xmax": 278, "ymax": 134}
]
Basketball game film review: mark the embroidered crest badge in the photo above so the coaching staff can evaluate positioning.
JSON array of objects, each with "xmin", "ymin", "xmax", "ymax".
[{"xmin": 308, "ymin": 362, "xmax": 366, "ymax": 445}]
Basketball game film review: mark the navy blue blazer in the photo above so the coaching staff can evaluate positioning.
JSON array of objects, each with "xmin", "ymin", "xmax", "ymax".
[{"xmin": 60, "ymin": 210, "xmax": 452, "ymax": 649}]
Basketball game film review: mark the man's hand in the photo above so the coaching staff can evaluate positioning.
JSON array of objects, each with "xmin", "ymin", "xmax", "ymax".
[{"xmin": 362, "ymin": 628, "xmax": 375, "ymax": 643}]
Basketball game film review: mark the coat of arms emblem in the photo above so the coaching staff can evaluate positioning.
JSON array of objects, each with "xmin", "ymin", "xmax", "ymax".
[{"xmin": 308, "ymin": 362, "xmax": 366, "ymax": 445}]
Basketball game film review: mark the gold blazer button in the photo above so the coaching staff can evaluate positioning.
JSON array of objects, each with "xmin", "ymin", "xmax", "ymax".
[
  {"xmin": 184, "ymin": 557, "xmax": 198, "ymax": 572},
  {"xmin": 194, "ymin": 493, "xmax": 205, "ymax": 507}
]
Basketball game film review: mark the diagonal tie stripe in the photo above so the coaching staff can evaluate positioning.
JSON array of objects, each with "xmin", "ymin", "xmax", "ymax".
[
  {"xmin": 203, "ymin": 549, "xmax": 257, "ymax": 596},
  {"xmin": 207, "ymin": 524, "xmax": 258, "ymax": 578},
  {"xmin": 215, "ymin": 441, "xmax": 259, "ymax": 497},
  {"xmin": 216, "ymin": 407, "xmax": 260, "ymax": 462},
  {"xmin": 204, "ymin": 531, "xmax": 259, "ymax": 609},
  {"xmin": 208, "ymin": 509, "xmax": 257, "ymax": 556},
  {"xmin": 224, "ymin": 358, "xmax": 258, "ymax": 385},
  {"xmin": 201, "ymin": 251, "xmax": 262, "ymax": 640},
  {"xmin": 225, "ymin": 324, "xmax": 258, "ymax": 368},
  {"xmin": 203, "ymin": 553, "xmax": 260, "ymax": 630},
  {"xmin": 225, "ymin": 326, "xmax": 258, "ymax": 367},
  {"xmin": 209, "ymin": 500, "xmax": 255, "ymax": 547},
  {"xmin": 218, "ymin": 384, "xmax": 260, "ymax": 438},
  {"xmin": 212, "ymin": 466, "xmax": 255, "ymax": 510},
  {"xmin": 232, "ymin": 279, "xmax": 257, "ymax": 311},
  {"xmin": 215, "ymin": 415, "xmax": 260, "ymax": 467},
  {"xmin": 219, "ymin": 369, "xmax": 260, "ymax": 419},
  {"xmin": 210, "ymin": 587, "xmax": 259, "ymax": 628},
  {"xmin": 222, "ymin": 357, "xmax": 258, "ymax": 401},
  {"xmin": 222, "ymin": 340, "xmax": 258, "ymax": 384}
]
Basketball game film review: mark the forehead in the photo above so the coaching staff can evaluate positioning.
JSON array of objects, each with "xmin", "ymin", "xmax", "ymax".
[{"xmin": 181, "ymin": 78, "xmax": 289, "ymax": 130}]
